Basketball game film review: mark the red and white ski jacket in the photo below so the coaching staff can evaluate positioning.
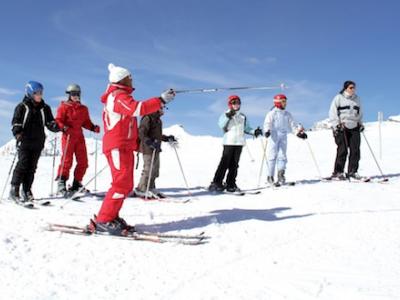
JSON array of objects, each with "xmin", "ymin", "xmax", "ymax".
[{"xmin": 101, "ymin": 83, "xmax": 162, "ymax": 153}]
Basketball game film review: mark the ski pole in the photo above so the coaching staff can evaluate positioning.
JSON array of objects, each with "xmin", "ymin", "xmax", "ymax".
[
  {"xmin": 50, "ymin": 135, "xmax": 57, "ymax": 196},
  {"xmin": 361, "ymin": 131, "xmax": 388, "ymax": 181},
  {"xmin": 145, "ymin": 148, "xmax": 157, "ymax": 201},
  {"xmin": 244, "ymin": 142, "xmax": 255, "ymax": 162},
  {"xmin": 94, "ymin": 137, "xmax": 98, "ymax": 192},
  {"xmin": 60, "ymin": 164, "xmax": 108, "ymax": 209},
  {"xmin": 305, "ymin": 139, "xmax": 322, "ymax": 179},
  {"xmin": 257, "ymin": 138, "xmax": 269, "ymax": 188},
  {"xmin": 59, "ymin": 134, "xmax": 71, "ymax": 181},
  {"xmin": 0, "ymin": 146, "xmax": 19, "ymax": 202},
  {"xmin": 171, "ymin": 143, "xmax": 193, "ymax": 198},
  {"xmin": 175, "ymin": 83, "xmax": 287, "ymax": 94}
]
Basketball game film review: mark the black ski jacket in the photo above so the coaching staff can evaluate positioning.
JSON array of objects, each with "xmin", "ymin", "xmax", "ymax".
[{"xmin": 11, "ymin": 96, "xmax": 59, "ymax": 146}]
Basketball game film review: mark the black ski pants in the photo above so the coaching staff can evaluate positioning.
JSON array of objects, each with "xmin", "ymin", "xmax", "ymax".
[
  {"xmin": 11, "ymin": 141, "xmax": 43, "ymax": 192},
  {"xmin": 333, "ymin": 127, "xmax": 361, "ymax": 174},
  {"xmin": 212, "ymin": 145, "xmax": 243, "ymax": 188}
]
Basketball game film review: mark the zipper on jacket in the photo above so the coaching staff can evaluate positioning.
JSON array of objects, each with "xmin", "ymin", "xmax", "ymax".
[{"xmin": 128, "ymin": 118, "xmax": 132, "ymax": 139}]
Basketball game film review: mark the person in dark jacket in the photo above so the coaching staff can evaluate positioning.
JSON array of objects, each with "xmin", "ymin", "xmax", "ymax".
[
  {"xmin": 10, "ymin": 81, "xmax": 60, "ymax": 202},
  {"xmin": 134, "ymin": 106, "xmax": 176, "ymax": 198}
]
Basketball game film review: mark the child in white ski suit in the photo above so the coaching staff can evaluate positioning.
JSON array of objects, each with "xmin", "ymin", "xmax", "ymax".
[{"xmin": 263, "ymin": 94, "xmax": 307, "ymax": 184}]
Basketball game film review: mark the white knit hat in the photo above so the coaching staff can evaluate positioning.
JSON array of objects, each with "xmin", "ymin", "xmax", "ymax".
[{"xmin": 108, "ymin": 63, "xmax": 131, "ymax": 83}]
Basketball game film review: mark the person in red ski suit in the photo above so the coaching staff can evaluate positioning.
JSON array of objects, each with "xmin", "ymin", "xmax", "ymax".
[
  {"xmin": 55, "ymin": 84, "xmax": 100, "ymax": 194},
  {"xmin": 90, "ymin": 63, "xmax": 175, "ymax": 235}
]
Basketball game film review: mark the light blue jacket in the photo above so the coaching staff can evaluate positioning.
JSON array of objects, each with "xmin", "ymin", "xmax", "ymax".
[
  {"xmin": 218, "ymin": 110, "xmax": 254, "ymax": 145},
  {"xmin": 263, "ymin": 107, "xmax": 300, "ymax": 135}
]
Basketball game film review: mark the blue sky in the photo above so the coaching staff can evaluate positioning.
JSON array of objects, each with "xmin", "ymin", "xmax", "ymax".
[{"xmin": 0, "ymin": 0, "xmax": 399, "ymax": 145}]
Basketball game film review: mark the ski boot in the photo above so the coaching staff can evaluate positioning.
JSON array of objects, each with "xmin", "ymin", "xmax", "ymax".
[
  {"xmin": 9, "ymin": 184, "xmax": 21, "ymax": 202},
  {"xmin": 277, "ymin": 170, "xmax": 286, "ymax": 185},
  {"xmin": 208, "ymin": 182, "xmax": 225, "ymax": 192},
  {"xmin": 134, "ymin": 188, "xmax": 153, "ymax": 199},
  {"xmin": 226, "ymin": 184, "xmax": 241, "ymax": 193},
  {"xmin": 331, "ymin": 172, "xmax": 346, "ymax": 181},
  {"xmin": 21, "ymin": 189, "xmax": 35, "ymax": 202},
  {"xmin": 88, "ymin": 216, "xmax": 133, "ymax": 236},
  {"xmin": 69, "ymin": 179, "xmax": 89, "ymax": 193},
  {"xmin": 151, "ymin": 189, "xmax": 167, "ymax": 198},
  {"xmin": 57, "ymin": 177, "xmax": 67, "ymax": 195},
  {"xmin": 267, "ymin": 176, "xmax": 274, "ymax": 186},
  {"xmin": 347, "ymin": 172, "xmax": 363, "ymax": 180}
]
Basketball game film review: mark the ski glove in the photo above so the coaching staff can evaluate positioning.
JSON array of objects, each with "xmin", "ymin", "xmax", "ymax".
[
  {"xmin": 254, "ymin": 127, "xmax": 263, "ymax": 138},
  {"xmin": 264, "ymin": 130, "xmax": 271, "ymax": 138},
  {"xmin": 15, "ymin": 133, "xmax": 23, "ymax": 142},
  {"xmin": 359, "ymin": 124, "xmax": 365, "ymax": 132},
  {"xmin": 166, "ymin": 135, "xmax": 177, "ymax": 143},
  {"xmin": 333, "ymin": 124, "xmax": 343, "ymax": 137},
  {"xmin": 225, "ymin": 109, "xmax": 236, "ymax": 119},
  {"xmin": 146, "ymin": 139, "xmax": 161, "ymax": 151},
  {"xmin": 92, "ymin": 125, "xmax": 100, "ymax": 133},
  {"xmin": 297, "ymin": 131, "xmax": 308, "ymax": 139},
  {"xmin": 160, "ymin": 89, "xmax": 176, "ymax": 104},
  {"xmin": 47, "ymin": 121, "xmax": 60, "ymax": 133}
]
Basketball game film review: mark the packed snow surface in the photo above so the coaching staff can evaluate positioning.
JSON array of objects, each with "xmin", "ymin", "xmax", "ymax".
[{"xmin": 1, "ymin": 122, "xmax": 400, "ymax": 300}]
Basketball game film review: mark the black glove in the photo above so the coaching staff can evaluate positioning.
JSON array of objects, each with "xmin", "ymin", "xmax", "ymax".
[
  {"xmin": 297, "ymin": 131, "xmax": 308, "ymax": 139},
  {"xmin": 166, "ymin": 135, "xmax": 177, "ymax": 143},
  {"xmin": 254, "ymin": 127, "xmax": 262, "ymax": 138},
  {"xmin": 47, "ymin": 121, "xmax": 60, "ymax": 132},
  {"xmin": 333, "ymin": 124, "xmax": 343, "ymax": 137},
  {"xmin": 225, "ymin": 109, "xmax": 236, "ymax": 119},
  {"xmin": 264, "ymin": 130, "xmax": 271, "ymax": 138},
  {"xmin": 145, "ymin": 139, "xmax": 161, "ymax": 151},
  {"xmin": 92, "ymin": 125, "xmax": 100, "ymax": 133},
  {"xmin": 15, "ymin": 133, "xmax": 23, "ymax": 142},
  {"xmin": 359, "ymin": 124, "xmax": 365, "ymax": 132}
]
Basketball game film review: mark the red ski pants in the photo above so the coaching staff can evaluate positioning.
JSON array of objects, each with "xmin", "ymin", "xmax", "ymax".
[
  {"xmin": 96, "ymin": 148, "xmax": 135, "ymax": 223},
  {"xmin": 57, "ymin": 134, "xmax": 88, "ymax": 181}
]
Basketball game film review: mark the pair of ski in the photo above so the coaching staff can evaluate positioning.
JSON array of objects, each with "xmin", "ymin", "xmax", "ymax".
[
  {"xmin": 126, "ymin": 190, "xmax": 192, "ymax": 203},
  {"xmin": 46, "ymin": 223, "xmax": 208, "ymax": 245},
  {"xmin": 322, "ymin": 176, "xmax": 388, "ymax": 183},
  {"xmin": 13, "ymin": 198, "xmax": 52, "ymax": 209}
]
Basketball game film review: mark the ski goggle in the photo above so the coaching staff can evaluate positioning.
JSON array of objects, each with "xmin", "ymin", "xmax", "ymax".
[
  {"xmin": 33, "ymin": 91, "xmax": 43, "ymax": 95},
  {"xmin": 230, "ymin": 100, "xmax": 241, "ymax": 105},
  {"xmin": 69, "ymin": 92, "xmax": 81, "ymax": 97}
]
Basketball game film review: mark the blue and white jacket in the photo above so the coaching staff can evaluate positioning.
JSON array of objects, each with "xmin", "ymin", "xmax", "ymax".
[{"xmin": 218, "ymin": 110, "xmax": 254, "ymax": 146}]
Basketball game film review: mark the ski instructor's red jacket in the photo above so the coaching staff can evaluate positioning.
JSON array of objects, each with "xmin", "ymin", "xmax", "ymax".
[
  {"xmin": 101, "ymin": 83, "xmax": 162, "ymax": 154},
  {"xmin": 96, "ymin": 83, "xmax": 162, "ymax": 223}
]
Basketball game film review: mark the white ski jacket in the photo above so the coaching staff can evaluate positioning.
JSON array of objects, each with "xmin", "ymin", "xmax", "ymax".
[{"xmin": 329, "ymin": 92, "xmax": 363, "ymax": 129}]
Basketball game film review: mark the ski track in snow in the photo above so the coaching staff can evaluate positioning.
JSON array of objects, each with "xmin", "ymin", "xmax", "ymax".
[{"xmin": 1, "ymin": 123, "xmax": 400, "ymax": 299}]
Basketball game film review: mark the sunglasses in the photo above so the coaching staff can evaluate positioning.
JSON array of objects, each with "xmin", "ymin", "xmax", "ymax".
[
  {"xmin": 33, "ymin": 91, "xmax": 43, "ymax": 95},
  {"xmin": 348, "ymin": 86, "xmax": 356, "ymax": 90},
  {"xmin": 231, "ymin": 100, "xmax": 241, "ymax": 105},
  {"xmin": 70, "ymin": 92, "xmax": 81, "ymax": 97}
]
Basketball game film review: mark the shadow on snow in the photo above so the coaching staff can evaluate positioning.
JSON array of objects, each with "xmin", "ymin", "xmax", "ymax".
[{"xmin": 136, "ymin": 207, "xmax": 313, "ymax": 233}]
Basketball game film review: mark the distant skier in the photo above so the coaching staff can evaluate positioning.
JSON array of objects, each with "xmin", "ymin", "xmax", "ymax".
[
  {"xmin": 89, "ymin": 63, "xmax": 175, "ymax": 235},
  {"xmin": 55, "ymin": 84, "xmax": 100, "ymax": 195},
  {"xmin": 208, "ymin": 95, "xmax": 262, "ymax": 193},
  {"xmin": 263, "ymin": 94, "xmax": 307, "ymax": 185},
  {"xmin": 10, "ymin": 81, "xmax": 60, "ymax": 203},
  {"xmin": 328, "ymin": 80, "xmax": 364, "ymax": 180},
  {"xmin": 134, "ymin": 106, "xmax": 177, "ymax": 199}
]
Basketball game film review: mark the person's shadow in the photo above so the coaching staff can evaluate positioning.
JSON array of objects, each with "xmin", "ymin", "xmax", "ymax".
[{"xmin": 136, "ymin": 207, "xmax": 313, "ymax": 233}]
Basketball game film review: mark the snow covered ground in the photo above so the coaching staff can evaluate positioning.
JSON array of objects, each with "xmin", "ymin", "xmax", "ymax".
[{"xmin": 1, "ymin": 122, "xmax": 400, "ymax": 300}]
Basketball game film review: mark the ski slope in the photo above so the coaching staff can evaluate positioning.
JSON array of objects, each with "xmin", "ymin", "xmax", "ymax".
[{"xmin": 0, "ymin": 121, "xmax": 400, "ymax": 300}]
